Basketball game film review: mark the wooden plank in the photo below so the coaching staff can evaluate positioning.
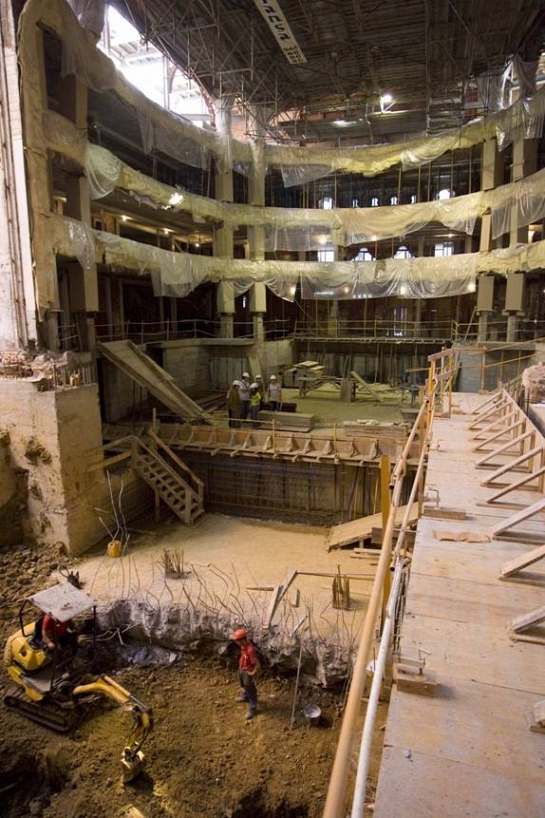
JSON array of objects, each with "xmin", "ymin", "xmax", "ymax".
[
  {"xmin": 262, "ymin": 585, "xmax": 282, "ymax": 630},
  {"xmin": 422, "ymin": 507, "xmax": 467, "ymax": 520},
  {"xmin": 486, "ymin": 465, "xmax": 545, "ymax": 504},
  {"xmin": 492, "ymin": 495, "xmax": 545, "ymax": 539},
  {"xmin": 98, "ymin": 340, "xmax": 213, "ymax": 424},
  {"xmin": 475, "ymin": 429, "xmax": 534, "ymax": 466},
  {"xmin": 500, "ymin": 545, "xmax": 545, "ymax": 578},
  {"xmin": 481, "ymin": 445, "xmax": 543, "ymax": 486},
  {"xmin": 510, "ymin": 605, "xmax": 545, "ymax": 633},
  {"xmin": 326, "ymin": 503, "xmax": 419, "ymax": 551},
  {"xmin": 350, "ymin": 370, "xmax": 384, "ymax": 402},
  {"xmin": 277, "ymin": 570, "xmax": 298, "ymax": 603}
]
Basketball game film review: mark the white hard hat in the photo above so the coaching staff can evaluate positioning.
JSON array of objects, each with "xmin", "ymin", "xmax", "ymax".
[
  {"xmin": 255, "ymin": 374, "xmax": 262, "ymax": 379},
  {"xmin": 250, "ymin": 382, "xmax": 258, "ymax": 389},
  {"xmin": 232, "ymin": 380, "xmax": 240, "ymax": 386},
  {"xmin": 270, "ymin": 375, "xmax": 277, "ymax": 380},
  {"xmin": 242, "ymin": 372, "xmax": 250, "ymax": 378}
]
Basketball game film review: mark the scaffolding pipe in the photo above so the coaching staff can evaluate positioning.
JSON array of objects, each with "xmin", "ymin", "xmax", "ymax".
[
  {"xmin": 350, "ymin": 559, "xmax": 404, "ymax": 818},
  {"xmin": 350, "ymin": 412, "xmax": 432, "ymax": 817},
  {"xmin": 322, "ymin": 395, "xmax": 430, "ymax": 818}
]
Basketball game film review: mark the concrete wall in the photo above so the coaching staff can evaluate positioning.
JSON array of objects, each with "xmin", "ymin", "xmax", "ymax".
[
  {"xmin": 100, "ymin": 360, "xmax": 149, "ymax": 424},
  {"xmin": 456, "ymin": 347, "xmax": 533, "ymax": 393},
  {"xmin": 162, "ymin": 341, "xmax": 210, "ymax": 394},
  {"xmin": 0, "ymin": 380, "xmax": 155, "ymax": 555}
]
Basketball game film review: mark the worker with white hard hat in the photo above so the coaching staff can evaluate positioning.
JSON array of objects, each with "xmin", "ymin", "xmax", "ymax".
[
  {"xmin": 249, "ymin": 382, "xmax": 261, "ymax": 428},
  {"xmin": 239, "ymin": 372, "xmax": 251, "ymax": 421},
  {"xmin": 254, "ymin": 374, "xmax": 265, "ymax": 407},
  {"xmin": 226, "ymin": 380, "xmax": 242, "ymax": 428},
  {"xmin": 268, "ymin": 375, "xmax": 282, "ymax": 411}
]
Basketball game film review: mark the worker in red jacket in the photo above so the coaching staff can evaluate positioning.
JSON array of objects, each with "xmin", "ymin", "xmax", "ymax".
[{"xmin": 232, "ymin": 628, "xmax": 258, "ymax": 720}]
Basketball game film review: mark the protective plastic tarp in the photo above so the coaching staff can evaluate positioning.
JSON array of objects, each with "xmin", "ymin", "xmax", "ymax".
[
  {"xmin": 300, "ymin": 255, "xmax": 476, "ymax": 300},
  {"xmin": 280, "ymin": 164, "xmax": 334, "ymax": 187},
  {"xmin": 137, "ymin": 110, "xmax": 210, "ymax": 172},
  {"xmin": 80, "ymin": 137, "xmax": 545, "ymax": 246},
  {"xmin": 58, "ymin": 0, "xmax": 116, "ymax": 93},
  {"xmin": 490, "ymin": 167, "xmax": 545, "ymax": 240},
  {"xmin": 62, "ymin": 218, "xmax": 96, "ymax": 276},
  {"xmin": 65, "ymin": 0, "xmax": 105, "ymax": 38},
  {"xmin": 86, "ymin": 143, "xmax": 122, "ymax": 199}
]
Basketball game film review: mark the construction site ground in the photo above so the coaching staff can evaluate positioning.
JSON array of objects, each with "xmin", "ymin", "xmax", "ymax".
[{"xmin": 0, "ymin": 389, "xmax": 404, "ymax": 817}]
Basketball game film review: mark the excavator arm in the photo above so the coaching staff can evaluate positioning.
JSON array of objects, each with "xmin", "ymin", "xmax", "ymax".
[{"xmin": 73, "ymin": 675, "xmax": 153, "ymax": 783}]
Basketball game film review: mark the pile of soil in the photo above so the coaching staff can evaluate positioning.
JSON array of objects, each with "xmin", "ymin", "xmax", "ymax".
[{"xmin": 0, "ymin": 541, "xmax": 378, "ymax": 818}]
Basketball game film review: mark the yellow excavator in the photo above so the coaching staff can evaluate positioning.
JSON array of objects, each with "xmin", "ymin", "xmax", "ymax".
[{"xmin": 3, "ymin": 582, "xmax": 153, "ymax": 783}]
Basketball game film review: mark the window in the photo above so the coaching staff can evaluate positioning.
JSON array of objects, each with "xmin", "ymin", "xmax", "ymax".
[
  {"xmin": 394, "ymin": 245, "xmax": 413, "ymax": 259},
  {"xmin": 318, "ymin": 248, "xmax": 335, "ymax": 262},
  {"xmin": 355, "ymin": 247, "xmax": 374, "ymax": 261},
  {"xmin": 320, "ymin": 197, "xmax": 334, "ymax": 210},
  {"xmin": 352, "ymin": 198, "xmax": 360, "ymax": 208},
  {"xmin": 410, "ymin": 194, "xmax": 417, "ymax": 204},
  {"xmin": 390, "ymin": 195, "xmax": 398, "ymax": 205},
  {"xmin": 434, "ymin": 242, "xmax": 454, "ymax": 257},
  {"xmin": 436, "ymin": 188, "xmax": 453, "ymax": 200},
  {"xmin": 371, "ymin": 197, "xmax": 379, "ymax": 207}
]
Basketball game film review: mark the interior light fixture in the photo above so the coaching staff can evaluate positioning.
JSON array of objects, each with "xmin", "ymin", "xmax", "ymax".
[
  {"xmin": 121, "ymin": 214, "xmax": 129, "ymax": 221},
  {"xmin": 289, "ymin": 285, "xmax": 297, "ymax": 296},
  {"xmin": 399, "ymin": 284, "xmax": 408, "ymax": 296},
  {"xmin": 168, "ymin": 192, "xmax": 184, "ymax": 207},
  {"xmin": 333, "ymin": 118, "xmax": 350, "ymax": 127},
  {"xmin": 467, "ymin": 281, "xmax": 476, "ymax": 292},
  {"xmin": 380, "ymin": 93, "xmax": 394, "ymax": 112}
]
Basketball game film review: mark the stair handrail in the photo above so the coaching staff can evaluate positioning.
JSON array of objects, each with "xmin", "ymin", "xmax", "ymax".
[
  {"xmin": 147, "ymin": 429, "xmax": 204, "ymax": 494},
  {"xmin": 132, "ymin": 436, "xmax": 200, "ymax": 501}
]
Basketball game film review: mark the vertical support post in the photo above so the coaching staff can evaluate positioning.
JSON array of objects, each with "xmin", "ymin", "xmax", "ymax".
[{"xmin": 380, "ymin": 455, "xmax": 391, "ymax": 630}]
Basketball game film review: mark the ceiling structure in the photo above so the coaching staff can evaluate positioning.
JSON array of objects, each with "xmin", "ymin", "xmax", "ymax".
[{"xmin": 110, "ymin": 0, "xmax": 545, "ymax": 145}]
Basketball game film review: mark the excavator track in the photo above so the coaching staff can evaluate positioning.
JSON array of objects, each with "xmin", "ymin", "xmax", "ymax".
[{"xmin": 4, "ymin": 688, "xmax": 79, "ymax": 733}]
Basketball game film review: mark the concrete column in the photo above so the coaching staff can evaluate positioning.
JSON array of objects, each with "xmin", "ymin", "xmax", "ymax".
[
  {"xmin": 504, "ymin": 272, "xmax": 525, "ymax": 342},
  {"xmin": 0, "ymin": 0, "xmax": 37, "ymax": 348},
  {"xmin": 479, "ymin": 139, "xmax": 504, "ymax": 252},
  {"xmin": 248, "ymin": 120, "xmax": 267, "ymax": 341},
  {"xmin": 59, "ymin": 72, "xmax": 98, "ymax": 350},
  {"xmin": 510, "ymin": 132, "xmax": 538, "ymax": 246},
  {"xmin": 213, "ymin": 96, "xmax": 235, "ymax": 338},
  {"xmin": 476, "ymin": 275, "xmax": 494, "ymax": 342}
]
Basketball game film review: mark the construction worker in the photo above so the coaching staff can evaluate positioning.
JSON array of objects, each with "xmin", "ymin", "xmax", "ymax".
[
  {"xmin": 255, "ymin": 374, "xmax": 265, "ymax": 407},
  {"xmin": 226, "ymin": 380, "xmax": 242, "ymax": 428},
  {"xmin": 249, "ymin": 383, "xmax": 261, "ymax": 428},
  {"xmin": 239, "ymin": 373, "xmax": 251, "ymax": 421},
  {"xmin": 268, "ymin": 375, "xmax": 282, "ymax": 411},
  {"xmin": 232, "ymin": 628, "xmax": 258, "ymax": 720}
]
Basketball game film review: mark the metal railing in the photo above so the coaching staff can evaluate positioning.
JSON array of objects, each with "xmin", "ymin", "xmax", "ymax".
[
  {"xmin": 323, "ymin": 348, "xmax": 457, "ymax": 818},
  {"xmin": 293, "ymin": 318, "xmax": 456, "ymax": 341},
  {"xmin": 94, "ymin": 317, "xmax": 291, "ymax": 344}
]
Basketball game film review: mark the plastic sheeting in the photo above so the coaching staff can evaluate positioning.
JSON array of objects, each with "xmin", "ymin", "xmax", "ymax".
[
  {"xmin": 490, "ymin": 167, "xmax": 545, "ymax": 240},
  {"xmin": 80, "ymin": 137, "xmax": 545, "ymax": 247},
  {"xmin": 39, "ymin": 213, "xmax": 545, "ymax": 307},
  {"xmin": 65, "ymin": 0, "xmax": 105, "ymax": 39}
]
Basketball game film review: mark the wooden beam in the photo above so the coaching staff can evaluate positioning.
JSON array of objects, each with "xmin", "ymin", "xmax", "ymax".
[
  {"xmin": 492, "ymin": 495, "xmax": 545, "ymax": 540},
  {"xmin": 500, "ymin": 545, "xmax": 545, "ymax": 579},
  {"xmin": 481, "ymin": 446, "xmax": 543, "ymax": 487},
  {"xmin": 486, "ymin": 465, "xmax": 545, "ymax": 505}
]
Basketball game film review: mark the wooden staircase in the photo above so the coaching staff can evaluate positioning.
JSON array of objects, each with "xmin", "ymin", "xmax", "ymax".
[{"xmin": 101, "ymin": 430, "xmax": 204, "ymax": 525}]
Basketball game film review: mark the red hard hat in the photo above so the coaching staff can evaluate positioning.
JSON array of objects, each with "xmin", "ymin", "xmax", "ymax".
[{"xmin": 232, "ymin": 628, "xmax": 247, "ymax": 641}]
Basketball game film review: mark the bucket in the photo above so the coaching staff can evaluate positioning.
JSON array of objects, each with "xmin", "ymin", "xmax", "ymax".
[
  {"xmin": 107, "ymin": 539, "xmax": 122, "ymax": 558},
  {"xmin": 303, "ymin": 704, "xmax": 321, "ymax": 726}
]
